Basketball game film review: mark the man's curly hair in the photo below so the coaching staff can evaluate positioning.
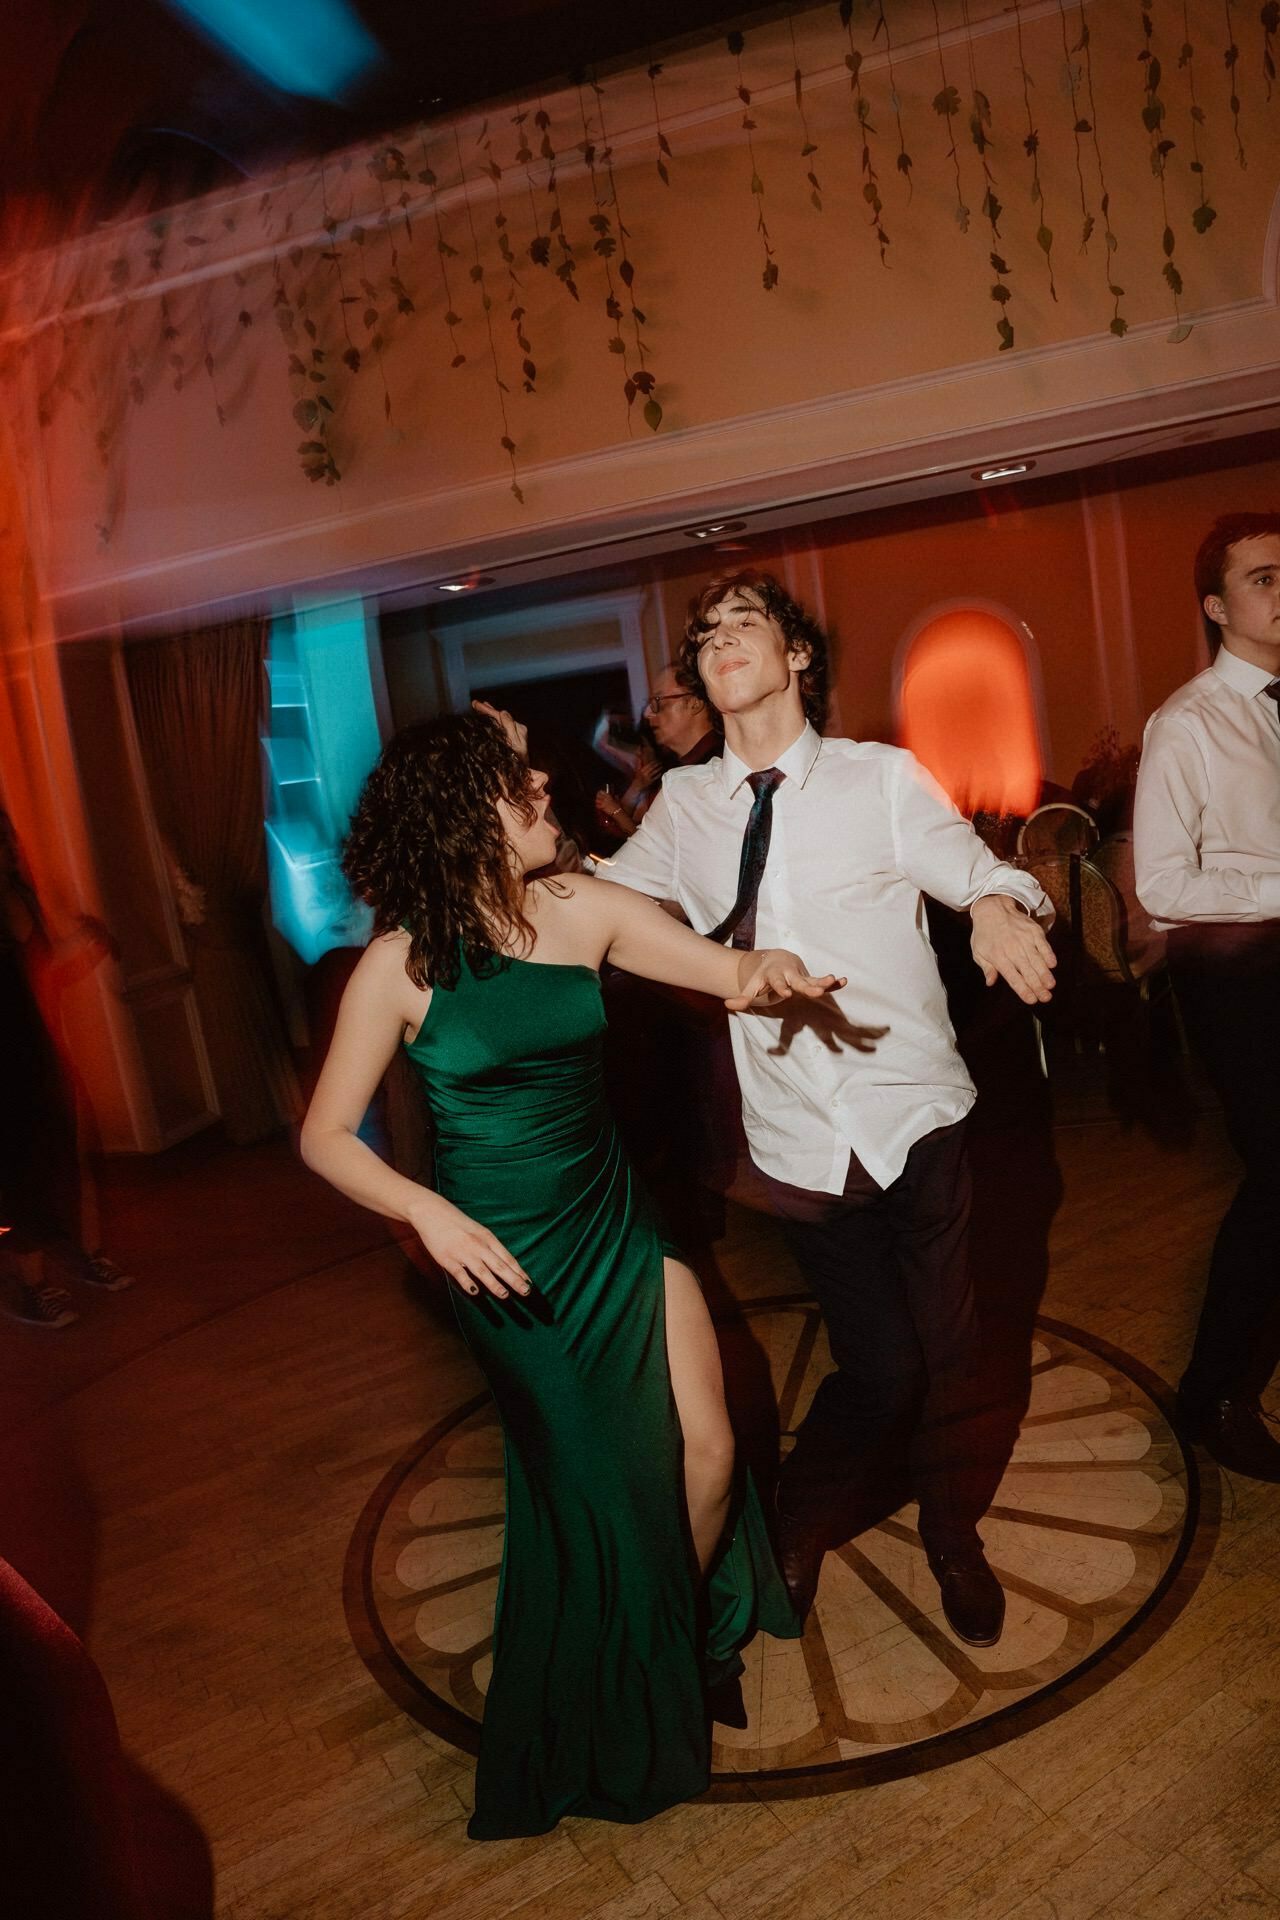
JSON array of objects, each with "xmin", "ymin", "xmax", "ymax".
[
  {"xmin": 342, "ymin": 712, "xmax": 539, "ymax": 990},
  {"xmin": 676, "ymin": 570, "xmax": 830, "ymax": 732}
]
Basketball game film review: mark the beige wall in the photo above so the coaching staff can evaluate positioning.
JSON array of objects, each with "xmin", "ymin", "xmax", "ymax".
[{"xmin": 591, "ymin": 441, "xmax": 1280, "ymax": 785}]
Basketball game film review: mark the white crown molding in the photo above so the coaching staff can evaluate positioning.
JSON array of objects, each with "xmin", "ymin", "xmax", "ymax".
[{"xmin": 41, "ymin": 273, "xmax": 1280, "ymax": 639}]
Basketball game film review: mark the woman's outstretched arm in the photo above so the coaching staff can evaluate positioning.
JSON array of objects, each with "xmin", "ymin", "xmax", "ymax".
[
  {"xmin": 574, "ymin": 874, "xmax": 842, "ymax": 1009},
  {"xmin": 301, "ymin": 935, "xmax": 532, "ymax": 1301}
]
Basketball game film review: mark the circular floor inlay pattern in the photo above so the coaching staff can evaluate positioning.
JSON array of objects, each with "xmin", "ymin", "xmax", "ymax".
[{"xmin": 345, "ymin": 1306, "xmax": 1198, "ymax": 1787}]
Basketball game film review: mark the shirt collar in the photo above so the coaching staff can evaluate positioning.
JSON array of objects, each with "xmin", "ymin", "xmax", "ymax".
[
  {"xmin": 718, "ymin": 722, "xmax": 823, "ymax": 798},
  {"xmin": 1212, "ymin": 646, "xmax": 1278, "ymax": 700}
]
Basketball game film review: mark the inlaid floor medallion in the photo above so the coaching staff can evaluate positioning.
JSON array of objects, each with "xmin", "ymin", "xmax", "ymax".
[{"xmin": 345, "ymin": 1303, "xmax": 1200, "ymax": 1790}]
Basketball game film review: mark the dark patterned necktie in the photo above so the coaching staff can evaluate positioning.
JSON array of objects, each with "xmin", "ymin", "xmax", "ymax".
[
  {"xmin": 1265, "ymin": 679, "xmax": 1280, "ymax": 706},
  {"xmin": 707, "ymin": 768, "xmax": 786, "ymax": 949}
]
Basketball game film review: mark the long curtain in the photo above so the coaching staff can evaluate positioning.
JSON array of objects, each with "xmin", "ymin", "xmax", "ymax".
[{"xmin": 126, "ymin": 615, "xmax": 299, "ymax": 1145}]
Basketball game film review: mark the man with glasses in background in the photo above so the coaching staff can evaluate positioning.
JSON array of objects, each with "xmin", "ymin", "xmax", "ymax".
[{"xmin": 595, "ymin": 664, "xmax": 719, "ymax": 840}]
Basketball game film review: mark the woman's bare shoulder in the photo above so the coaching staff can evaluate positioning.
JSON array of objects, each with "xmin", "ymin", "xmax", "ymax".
[
  {"xmin": 347, "ymin": 930, "xmax": 425, "ymax": 1009},
  {"xmin": 530, "ymin": 872, "xmax": 613, "ymax": 921}
]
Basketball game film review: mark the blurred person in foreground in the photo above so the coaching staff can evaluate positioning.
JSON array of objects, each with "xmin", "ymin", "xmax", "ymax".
[
  {"xmin": 300, "ymin": 711, "xmax": 844, "ymax": 1839},
  {"xmin": 600, "ymin": 571, "xmax": 1056, "ymax": 1648},
  {"xmin": 1134, "ymin": 512, "xmax": 1280, "ymax": 1480},
  {"xmin": 0, "ymin": 810, "xmax": 134, "ymax": 1329}
]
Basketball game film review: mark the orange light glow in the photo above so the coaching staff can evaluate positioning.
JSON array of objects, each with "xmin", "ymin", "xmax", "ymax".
[{"xmin": 899, "ymin": 610, "xmax": 1042, "ymax": 818}]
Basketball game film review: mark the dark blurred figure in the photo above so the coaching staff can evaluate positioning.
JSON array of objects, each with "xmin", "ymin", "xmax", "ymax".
[
  {"xmin": 0, "ymin": 810, "xmax": 134, "ymax": 1328},
  {"xmin": 594, "ymin": 669, "xmax": 732, "ymax": 1249},
  {"xmin": 1134, "ymin": 512, "xmax": 1280, "ymax": 1481},
  {"xmin": 1071, "ymin": 724, "xmax": 1142, "ymax": 841},
  {"xmin": 0, "ymin": 1555, "xmax": 215, "ymax": 1920}
]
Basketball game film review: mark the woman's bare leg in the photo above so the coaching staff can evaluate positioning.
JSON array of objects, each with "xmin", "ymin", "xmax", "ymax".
[{"xmin": 663, "ymin": 1257, "xmax": 735, "ymax": 1573}]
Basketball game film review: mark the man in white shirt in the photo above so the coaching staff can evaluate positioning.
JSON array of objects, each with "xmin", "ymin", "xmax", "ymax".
[
  {"xmin": 1134, "ymin": 513, "xmax": 1280, "ymax": 1481},
  {"xmin": 602, "ymin": 572, "xmax": 1055, "ymax": 1644}
]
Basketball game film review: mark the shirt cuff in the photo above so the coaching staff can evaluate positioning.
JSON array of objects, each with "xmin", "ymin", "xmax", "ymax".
[
  {"xmin": 973, "ymin": 873, "xmax": 1054, "ymax": 925},
  {"xmin": 1257, "ymin": 873, "xmax": 1280, "ymax": 915}
]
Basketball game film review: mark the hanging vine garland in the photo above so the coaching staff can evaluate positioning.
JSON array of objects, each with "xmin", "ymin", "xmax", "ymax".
[
  {"xmin": 1012, "ymin": 0, "xmax": 1059, "ymax": 300},
  {"xmin": 169, "ymin": 214, "xmax": 232, "ymax": 429},
  {"xmin": 533, "ymin": 100, "xmax": 582, "ymax": 301},
  {"xmin": 726, "ymin": 30, "xmax": 780, "ymax": 290},
  {"xmin": 348, "ymin": 234, "xmax": 396, "ymax": 424},
  {"xmin": 477, "ymin": 121, "xmax": 537, "ymax": 394},
  {"xmin": 929, "ymin": 1, "xmax": 971, "ymax": 233},
  {"xmin": 365, "ymin": 145, "xmax": 418, "ymax": 323},
  {"xmin": 1264, "ymin": 2, "xmax": 1280, "ymax": 99},
  {"xmin": 1076, "ymin": 8, "xmax": 1129, "ymax": 334},
  {"xmin": 870, "ymin": 2, "xmax": 914, "ymax": 193},
  {"xmin": 451, "ymin": 126, "xmax": 524, "ymax": 503},
  {"xmin": 1178, "ymin": 3, "xmax": 1218, "ymax": 232},
  {"xmin": 785, "ymin": 4, "xmax": 824, "ymax": 210},
  {"xmin": 838, "ymin": 0, "xmax": 891, "ymax": 265},
  {"xmin": 17, "ymin": 0, "xmax": 1277, "ymax": 527},
  {"xmin": 1056, "ymin": 0, "xmax": 1095, "ymax": 249},
  {"xmin": 647, "ymin": 60, "xmax": 675, "ymax": 186},
  {"xmin": 415, "ymin": 129, "xmax": 469, "ymax": 369},
  {"xmin": 959, "ymin": 0, "xmax": 1015, "ymax": 347},
  {"xmin": 160, "ymin": 293, "xmax": 184, "ymax": 393},
  {"xmin": 271, "ymin": 249, "xmax": 339, "ymax": 485},
  {"xmin": 512, "ymin": 109, "xmax": 553, "ymax": 277},
  {"xmin": 194, "ymin": 283, "xmax": 228, "ymax": 426},
  {"xmin": 359, "ymin": 151, "xmax": 413, "ymax": 428},
  {"xmin": 1221, "ymin": 0, "xmax": 1247, "ymax": 164},
  {"xmin": 1137, "ymin": 4, "xmax": 1186, "ymax": 329},
  {"xmin": 318, "ymin": 157, "xmax": 365, "ymax": 379},
  {"xmin": 593, "ymin": 77, "xmax": 662, "ymax": 430},
  {"xmin": 571, "ymin": 78, "xmax": 643, "ymax": 430}
]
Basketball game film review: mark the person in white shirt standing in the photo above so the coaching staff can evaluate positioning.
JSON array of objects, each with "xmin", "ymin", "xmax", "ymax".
[
  {"xmin": 601, "ymin": 572, "xmax": 1055, "ymax": 1646},
  {"xmin": 1134, "ymin": 513, "xmax": 1280, "ymax": 1482}
]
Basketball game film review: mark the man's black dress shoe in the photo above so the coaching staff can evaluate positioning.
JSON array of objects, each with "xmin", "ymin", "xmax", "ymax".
[
  {"xmin": 775, "ymin": 1512, "xmax": 825, "ymax": 1625},
  {"xmin": 1177, "ymin": 1394, "xmax": 1280, "ymax": 1483},
  {"xmin": 928, "ymin": 1546, "xmax": 1005, "ymax": 1647}
]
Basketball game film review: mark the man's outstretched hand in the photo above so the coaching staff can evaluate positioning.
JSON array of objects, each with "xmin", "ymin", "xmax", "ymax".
[{"xmin": 970, "ymin": 894, "xmax": 1056, "ymax": 1005}]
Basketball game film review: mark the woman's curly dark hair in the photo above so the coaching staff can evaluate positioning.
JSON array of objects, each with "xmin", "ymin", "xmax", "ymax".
[
  {"xmin": 676, "ymin": 570, "xmax": 830, "ymax": 732},
  {"xmin": 343, "ymin": 712, "xmax": 540, "ymax": 990}
]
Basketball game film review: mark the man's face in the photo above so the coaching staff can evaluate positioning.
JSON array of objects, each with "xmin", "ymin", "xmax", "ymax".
[
  {"xmin": 1206, "ymin": 533, "xmax": 1280, "ymax": 662},
  {"xmin": 693, "ymin": 589, "xmax": 807, "ymax": 717},
  {"xmin": 646, "ymin": 667, "xmax": 702, "ymax": 751}
]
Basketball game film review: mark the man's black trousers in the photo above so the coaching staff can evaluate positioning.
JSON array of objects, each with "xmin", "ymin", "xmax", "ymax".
[
  {"xmin": 1167, "ymin": 925, "xmax": 1280, "ymax": 1409},
  {"xmin": 769, "ymin": 1118, "xmax": 987, "ymax": 1559}
]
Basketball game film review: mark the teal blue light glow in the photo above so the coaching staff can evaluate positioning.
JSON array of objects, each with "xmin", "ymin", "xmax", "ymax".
[
  {"xmin": 166, "ymin": 0, "xmax": 381, "ymax": 101},
  {"xmin": 265, "ymin": 602, "xmax": 380, "ymax": 966}
]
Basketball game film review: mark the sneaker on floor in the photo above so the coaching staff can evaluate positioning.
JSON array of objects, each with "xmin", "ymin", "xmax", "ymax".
[
  {"xmin": 82, "ymin": 1255, "xmax": 136, "ymax": 1291},
  {"xmin": 4, "ymin": 1281, "xmax": 80, "ymax": 1329}
]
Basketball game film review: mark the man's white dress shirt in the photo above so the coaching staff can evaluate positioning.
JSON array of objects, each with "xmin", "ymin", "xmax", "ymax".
[
  {"xmin": 602, "ymin": 724, "xmax": 1050, "ymax": 1194},
  {"xmin": 1133, "ymin": 647, "xmax": 1280, "ymax": 929}
]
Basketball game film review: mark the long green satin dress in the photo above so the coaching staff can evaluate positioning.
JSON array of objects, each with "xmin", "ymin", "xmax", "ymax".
[{"xmin": 404, "ymin": 951, "xmax": 798, "ymax": 1841}]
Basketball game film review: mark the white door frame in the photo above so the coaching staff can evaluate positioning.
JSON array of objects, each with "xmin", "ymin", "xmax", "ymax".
[{"xmin": 437, "ymin": 590, "xmax": 650, "ymax": 717}]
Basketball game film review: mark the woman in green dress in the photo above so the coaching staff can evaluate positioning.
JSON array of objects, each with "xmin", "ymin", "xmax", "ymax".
[{"xmin": 302, "ymin": 712, "xmax": 837, "ymax": 1840}]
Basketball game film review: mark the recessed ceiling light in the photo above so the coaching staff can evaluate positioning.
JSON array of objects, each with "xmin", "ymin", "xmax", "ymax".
[
  {"xmin": 433, "ymin": 574, "xmax": 495, "ymax": 593},
  {"xmin": 972, "ymin": 460, "xmax": 1036, "ymax": 482},
  {"xmin": 683, "ymin": 519, "xmax": 747, "ymax": 540}
]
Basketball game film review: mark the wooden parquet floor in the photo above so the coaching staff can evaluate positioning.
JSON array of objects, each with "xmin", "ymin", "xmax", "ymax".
[{"xmin": 3, "ymin": 1074, "xmax": 1279, "ymax": 1920}]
